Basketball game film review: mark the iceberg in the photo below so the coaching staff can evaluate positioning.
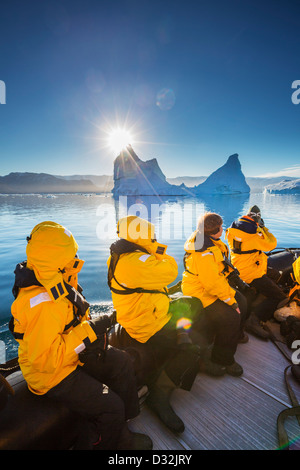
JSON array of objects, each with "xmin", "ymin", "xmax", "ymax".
[
  {"xmin": 112, "ymin": 148, "xmax": 250, "ymax": 197},
  {"xmin": 193, "ymin": 153, "xmax": 250, "ymax": 195},
  {"xmin": 112, "ymin": 145, "xmax": 189, "ymax": 196},
  {"xmin": 264, "ymin": 178, "xmax": 300, "ymax": 194}
]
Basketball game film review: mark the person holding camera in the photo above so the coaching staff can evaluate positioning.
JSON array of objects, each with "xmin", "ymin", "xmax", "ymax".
[
  {"xmin": 182, "ymin": 212, "xmax": 248, "ymax": 378},
  {"xmin": 10, "ymin": 221, "xmax": 152, "ymax": 450},
  {"xmin": 107, "ymin": 215, "xmax": 202, "ymax": 434},
  {"xmin": 226, "ymin": 205, "xmax": 287, "ymax": 339}
]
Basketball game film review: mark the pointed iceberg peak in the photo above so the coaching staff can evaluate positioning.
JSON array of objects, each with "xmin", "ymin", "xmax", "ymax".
[
  {"xmin": 119, "ymin": 145, "xmax": 140, "ymax": 163},
  {"xmin": 226, "ymin": 153, "xmax": 240, "ymax": 166},
  {"xmin": 217, "ymin": 153, "xmax": 242, "ymax": 173},
  {"xmin": 113, "ymin": 146, "xmax": 188, "ymax": 196},
  {"xmin": 193, "ymin": 153, "xmax": 250, "ymax": 195}
]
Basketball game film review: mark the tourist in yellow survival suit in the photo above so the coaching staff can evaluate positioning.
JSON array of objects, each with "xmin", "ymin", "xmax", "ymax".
[
  {"xmin": 290, "ymin": 256, "xmax": 300, "ymax": 299},
  {"xmin": 107, "ymin": 215, "xmax": 201, "ymax": 434},
  {"xmin": 282, "ymin": 255, "xmax": 300, "ymax": 316},
  {"xmin": 182, "ymin": 212, "xmax": 248, "ymax": 377},
  {"xmin": 10, "ymin": 221, "xmax": 152, "ymax": 450},
  {"xmin": 226, "ymin": 205, "xmax": 287, "ymax": 339},
  {"xmin": 293, "ymin": 256, "xmax": 300, "ymax": 285}
]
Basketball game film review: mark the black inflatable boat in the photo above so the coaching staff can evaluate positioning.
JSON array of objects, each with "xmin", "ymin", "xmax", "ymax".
[{"xmin": 0, "ymin": 248, "xmax": 299, "ymax": 450}]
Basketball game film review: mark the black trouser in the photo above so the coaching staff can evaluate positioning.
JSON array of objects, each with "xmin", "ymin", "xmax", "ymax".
[
  {"xmin": 109, "ymin": 297, "xmax": 202, "ymax": 391},
  {"xmin": 235, "ymin": 289, "xmax": 249, "ymax": 330},
  {"xmin": 108, "ymin": 324, "xmax": 157, "ymax": 388},
  {"xmin": 147, "ymin": 320, "xmax": 201, "ymax": 391},
  {"xmin": 193, "ymin": 290, "xmax": 247, "ymax": 367},
  {"xmin": 46, "ymin": 345, "xmax": 139, "ymax": 450},
  {"xmin": 250, "ymin": 274, "xmax": 287, "ymax": 321}
]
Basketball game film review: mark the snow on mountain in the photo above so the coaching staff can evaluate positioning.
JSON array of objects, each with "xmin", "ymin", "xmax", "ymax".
[
  {"xmin": 193, "ymin": 153, "xmax": 250, "ymax": 195},
  {"xmin": 113, "ymin": 148, "xmax": 250, "ymax": 197},
  {"xmin": 264, "ymin": 178, "xmax": 300, "ymax": 194}
]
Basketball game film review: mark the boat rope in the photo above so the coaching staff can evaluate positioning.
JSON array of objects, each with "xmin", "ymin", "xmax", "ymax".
[
  {"xmin": 263, "ymin": 324, "xmax": 292, "ymax": 363},
  {"xmin": 0, "ymin": 357, "xmax": 20, "ymax": 376},
  {"xmin": 276, "ymin": 366, "xmax": 300, "ymax": 450},
  {"xmin": 263, "ymin": 323, "xmax": 300, "ymax": 450}
]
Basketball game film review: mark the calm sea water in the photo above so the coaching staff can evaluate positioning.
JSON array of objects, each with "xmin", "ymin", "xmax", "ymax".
[{"xmin": 1, "ymin": 191, "xmax": 300, "ymax": 361}]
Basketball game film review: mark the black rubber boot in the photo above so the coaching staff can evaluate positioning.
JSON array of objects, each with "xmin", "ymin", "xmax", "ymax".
[
  {"xmin": 238, "ymin": 330, "xmax": 249, "ymax": 344},
  {"xmin": 117, "ymin": 425, "xmax": 153, "ymax": 450},
  {"xmin": 225, "ymin": 361, "xmax": 243, "ymax": 377},
  {"xmin": 245, "ymin": 313, "xmax": 270, "ymax": 340},
  {"xmin": 146, "ymin": 370, "xmax": 185, "ymax": 433},
  {"xmin": 199, "ymin": 357, "xmax": 226, "ymax": 377}
]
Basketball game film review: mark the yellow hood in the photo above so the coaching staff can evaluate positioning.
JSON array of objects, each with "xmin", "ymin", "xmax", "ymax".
[
  {"xmin": 26, "ymin": 221, "xmax": 79, "ymax": 302},
  {"xmin": 117, "ymin": 215, "xmax": 167, "ymax": 258}
]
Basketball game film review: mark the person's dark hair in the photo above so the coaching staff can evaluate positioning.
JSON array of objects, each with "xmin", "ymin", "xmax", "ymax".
[{"xmin": 197, "ymin": 212, "xmax": 223, "ymax": 236}]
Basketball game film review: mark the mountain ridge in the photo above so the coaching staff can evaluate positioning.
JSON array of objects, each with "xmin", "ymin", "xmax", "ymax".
[{"xmin": 0, "ymin": 170, "xmax": 298, "ymax": 194}]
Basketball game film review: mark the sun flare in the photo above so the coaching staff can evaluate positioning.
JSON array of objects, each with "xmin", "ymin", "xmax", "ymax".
[{"xmin": 108, "ymin": 128, "xmax": 134, "ymax": 154}]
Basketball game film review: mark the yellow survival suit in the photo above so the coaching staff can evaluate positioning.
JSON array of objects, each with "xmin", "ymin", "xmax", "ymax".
[
  {"xmin": 182, "ymin": 230, "xmax": 237, "ymax": 308},
  {"xmin": 107, "ymin": 216, "xmax": 178, "ymax": 343},
  {"xmin": 10, "ymin": 221, "xmax": 153, "ymax": 450},
  {"xmin": 288, "ymin": 256, "xmax": 300, "ymax": 303},
  {"xmin": 225, "ymin": 215, "xmax": 277, "ymax": 284},
  {"xmin": 10, "ymin": 221, "xmax": 97, "ymax": 394},
  {"xmin": 181, "ymin": 212, "xmax": 247, "ymax": 377},
  {"xmin": 107, "ymin": 215, "xmax": 201, "ymax": 434},
  {"xmin": 293, "ymin": 256, "xmax": 300, "ymax": 285},
  {"xmin": 226, "ymin": 207, "xmax": 286, "ymax": 339}
]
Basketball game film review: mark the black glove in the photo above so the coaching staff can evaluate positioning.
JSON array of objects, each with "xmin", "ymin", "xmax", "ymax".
[
  {"xmin": 79, "ymin": 335, "xmax": 108, "ymax": 363},
  {"xmin": 227, "ymin": 271, "xmax": 249, "ymax": 293},
  {"xmin": 88, "ymin": 314, "xmax": 113, "ymax": 337}
]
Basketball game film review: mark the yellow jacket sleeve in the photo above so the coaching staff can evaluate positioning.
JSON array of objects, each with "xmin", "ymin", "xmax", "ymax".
[
  {"xmin": 194, "ymin": 253, "xmax": 236, "ymax": 306},
  {"xmin": 255, "ymin": 226, "xmax": 277, "ymax": 251},
  {"xmin": 24, "ymin": 299, "xmax": 97, "ymax": 375}
]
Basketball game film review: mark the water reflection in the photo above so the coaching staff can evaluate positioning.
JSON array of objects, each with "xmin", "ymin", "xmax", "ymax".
[
  {"xmin": 113, "ymin": 193, "xmax": 250, "ymax": 241},
  {"xmin": 194, "ymin": 194, "xmax": 250, "ymax": 229},
  {"xmin": 114, "ymin": 195, "xmax": 204, "ymax": 242},
  {"xmin": 1, "ymin": 192, "xmax": 300, "ymax": 360},
  {"xmin": 0, "ymin": 192, "xmax": 300, "ymax": 323}
]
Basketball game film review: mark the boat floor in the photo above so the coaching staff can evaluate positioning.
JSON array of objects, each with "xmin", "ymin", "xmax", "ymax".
[
  {"xmin": 129, "ymin": 321, "xmax": 300, "ymax": 451},
  {"xmin": 4, "ymin": 321, "xmax": 300, "ymax": 451}
]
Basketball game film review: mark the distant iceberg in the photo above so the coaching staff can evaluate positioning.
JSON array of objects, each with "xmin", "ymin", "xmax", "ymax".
[
  {"xmin": 192, "ymin": 153, "xmax": 250, "ymax": 195},
  {"xmin": 264, "ymin": 178, "xmax": 300, "ymax": 194},
  {"xmin": 112, "ymin": 147, "xmax": 250, "ymax": 197}
]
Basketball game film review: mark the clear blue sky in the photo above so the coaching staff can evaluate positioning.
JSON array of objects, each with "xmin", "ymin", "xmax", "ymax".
[{"xmin": 0, "ymin": 0, "xmax": 300, "ymax": 178}]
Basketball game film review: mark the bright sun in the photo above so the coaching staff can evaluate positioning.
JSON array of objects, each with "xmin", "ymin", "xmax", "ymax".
[{"xmin": 108, "ymin": 128, "xmax": 133, "ymax": 154}]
